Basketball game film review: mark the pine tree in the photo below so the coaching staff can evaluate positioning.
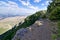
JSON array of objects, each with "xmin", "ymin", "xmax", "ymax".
[{"xmin": 47, "ymin": 0, "xmax": 60, "ymax": 20}]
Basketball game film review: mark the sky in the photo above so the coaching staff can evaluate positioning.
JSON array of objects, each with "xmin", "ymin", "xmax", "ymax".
[{"xmin": 0, "ymin": 0, "xmax": 52, "ymax": 15}]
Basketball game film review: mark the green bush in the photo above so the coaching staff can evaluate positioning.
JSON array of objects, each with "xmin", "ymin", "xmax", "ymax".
[
  {"xmin": 48, "ymin": 7, "xmax": 60, "ymax": 20},
  {"xmin": 57, "ymin": 21, "xmax": 60, "ymax": 37},
  {"xmin": 47, "ymin": 0, "xmax": 60, "ymax": 21},
  {"xmin": 41, "ymin": 14, "xmax": 46, "ymax": 19},
  {"xmin": 52, "ymin": 34, "xmax": 57, "ymax": 40}
]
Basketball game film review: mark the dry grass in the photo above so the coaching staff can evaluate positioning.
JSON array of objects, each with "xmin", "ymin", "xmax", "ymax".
[{"xmin": 0, "ymin": 16, "xmax": 26, "ymax": 35}]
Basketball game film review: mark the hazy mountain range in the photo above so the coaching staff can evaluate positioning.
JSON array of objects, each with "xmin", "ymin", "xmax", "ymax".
[{"xmin": 0, "ymin": 13, "xmax": 26, "ymax": 20}]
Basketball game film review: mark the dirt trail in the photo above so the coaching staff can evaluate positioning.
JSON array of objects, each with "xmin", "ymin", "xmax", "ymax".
[{"xmin": 12, "ymin": 19, "xmax": 52, "ymax": 40}]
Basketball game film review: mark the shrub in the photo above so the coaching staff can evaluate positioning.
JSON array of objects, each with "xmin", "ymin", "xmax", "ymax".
[
  {"xmin": 57, "ymin": 21, "xmax": 60, "ymax": 37},
  {"xmin": 52, "ymin": 34, "xmax": 57, "ymax": 40},
  {"xmin": 48, "ymin": 7, "xmax": 60, "ymax": 20}
]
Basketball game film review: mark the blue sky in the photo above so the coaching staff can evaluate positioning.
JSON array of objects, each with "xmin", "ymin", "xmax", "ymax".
[{"xmin": 0, "ymin": 0, "xmax": 51, "ymax": 15}]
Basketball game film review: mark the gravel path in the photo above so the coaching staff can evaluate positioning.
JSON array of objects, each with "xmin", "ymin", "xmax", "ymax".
[{"xmin": 12, "ymin": 19, "xmax": 52, "ymax": 40}]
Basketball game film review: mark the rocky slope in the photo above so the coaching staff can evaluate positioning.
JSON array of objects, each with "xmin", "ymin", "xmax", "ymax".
[{"xmin": 12, "ymin": 19, "xmax": 53, "ymax": 40}]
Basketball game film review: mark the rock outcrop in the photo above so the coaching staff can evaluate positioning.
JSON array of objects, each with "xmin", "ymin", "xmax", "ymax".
[{"xmin": 12, "ymin": 19, "xmax": 52, "ymax": 40}]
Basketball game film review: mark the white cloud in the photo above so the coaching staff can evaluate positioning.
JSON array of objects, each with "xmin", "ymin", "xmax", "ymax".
[
  {"xmin": 45, "ymin": 1, "xmax": 50, "ymax": 5},
  {"xmin": 19, "ymin": 0, "xmax": 40, "ymax": 11},
  {"xmin": 19, "ymin": 0, "xmax": 30, "ymax": 6},
  {"xmin": 41, "ymin": 1, "xmax": 50, "ymax": 6},
  {"xmin": 41, "ymin": 3, "xmax": 45, "ymax": 6},
  {"xmin": 34, "ymin": 0, "xmax": 41, "ymax": 3},
  {"xmin": 0, "ymin": 1, "xmax": 36, "ymax": 15}
]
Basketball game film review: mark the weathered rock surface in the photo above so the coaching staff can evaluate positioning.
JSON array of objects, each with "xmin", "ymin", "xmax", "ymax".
[{"xmin": 12, "ymin": 19, "xmax": 52, "ymax": 40}]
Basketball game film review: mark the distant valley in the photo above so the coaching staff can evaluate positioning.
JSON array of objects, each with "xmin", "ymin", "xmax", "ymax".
[{"xmin": 0, "ymin": 16, "xmax": 26, "ymax": 35}]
